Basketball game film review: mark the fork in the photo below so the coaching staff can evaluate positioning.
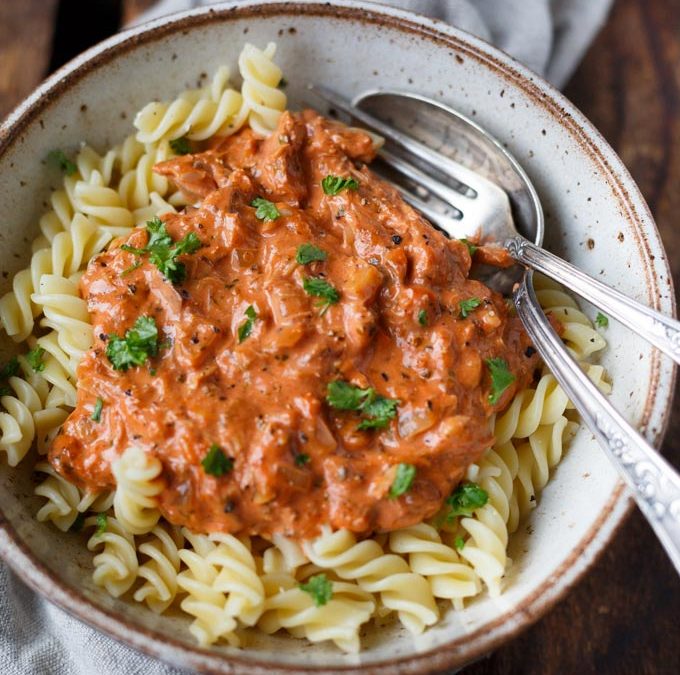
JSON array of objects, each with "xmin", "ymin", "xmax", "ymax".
[{"xmin": 308, "ymin": 84, "xmax": 680, "ymax": 367}]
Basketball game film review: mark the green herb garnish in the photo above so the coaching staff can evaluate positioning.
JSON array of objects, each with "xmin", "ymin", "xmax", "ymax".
[
  {"xmin": 460, "ymin": 238, "xmax": 478, "ymax": 256},
  {"xmin": 459, "ymin": 297, "xmax": 482, "ymax": 318},
  {"xmin": 26, "ymin": 347, "xmax": 46, "ymax": 372},
  {"xmin": 303, "ymin": 277, "xmax": 340, "ymax": 315},
  {"xmin": 106, "ymin": 315, "xmax": 159, "ymax": 371},
  {"xmin": 296, "ymin": 243, "xmax": 327, "ymax": 265},
  {"xmin": 326, "ymin": 381, "xmax": 399, "ymax": 431},
  {"xmin": 322, "ymin": 175, "xmax": 359, "ymax": 196},
  {"xmin": 294, "ymin": 453, "xmax": 311, "ymax": 467},
  {"xmin": 454, "ymin": 536, "xmax": 465, "ymax": 550},
  {"xmin": 121, "ymin": 217, "xmax": 201, "ymax": 285},
  {"xmin": 446, "ymin": 483, "xmax": 488, "ymax": 521},
  {"xmin": 389, "ymin": 463, "xmax": 416, "ymax": 498},
  {"xmin": 201, "ymin": 444, "xmax": 234, "ymax": 477},
  {"xmin": 595, "ymin": 312, "xmax": 609, "ymax": 328},
  {"xmin": 251, "ymin": 197, "xmax": 281, "ymax": 222},
  {"xmin": 47, "ymin": 149, "xmax": 77, "ymax": 176},
  {"xmin": 95, "ymin": 512, "xmax": 108, "ymax": 536},
  {"xmin": 91, "ymin": 397, "xmax": 104, "ymax": 422},
  {"xmin": 418, "ymin": 309, "xmax": 428, "ymax": 326},
  {"xmin": 70, "ymin": 512, "xmax": 86, "ymax": 533},
  {"xmin": 0, "ymin": 356, "xmax": 20, "ymax": 381},
  {"xmin": 169, "ymin": 136, "xmax": 192, "ymax": 155},
  {"xmin": 485, "ymin": 357, "xmax": 515, "ymax": 405},
  {"xmin": 299, "ymin": 573, "xmax": 333, "ymax": 607},
  {"xmin": 237, "ymin": 305, "xmax": 257, "ymax": 343}
]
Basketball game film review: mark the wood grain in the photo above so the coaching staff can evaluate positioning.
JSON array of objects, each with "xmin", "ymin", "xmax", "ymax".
[
  {"xmin": 0, "ymin": 0, "xmax": 677, "ymax": 673},
  {"xmin": 0, "ymin": 0, "xmax": 58, "ymax": 117}
]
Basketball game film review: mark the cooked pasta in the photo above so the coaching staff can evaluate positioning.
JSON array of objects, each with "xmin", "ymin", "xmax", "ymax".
[{"xmin": 0, "ymin": 42, "xmax": 613, "ymax": 654}]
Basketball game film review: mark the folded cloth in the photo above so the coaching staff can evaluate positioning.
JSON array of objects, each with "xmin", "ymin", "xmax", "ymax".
[{"xmin": 0, "ymin": 1, "xmax": 612, "ymax": 673}]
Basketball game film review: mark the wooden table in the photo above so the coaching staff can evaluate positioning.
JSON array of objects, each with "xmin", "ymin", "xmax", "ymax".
[{"xmin": 0, "ymin": 1, "xmax": 678, "ymax": 673}]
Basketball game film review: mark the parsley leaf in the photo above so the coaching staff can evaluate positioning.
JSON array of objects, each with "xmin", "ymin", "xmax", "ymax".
[
  {"xmin": 47, "ymin": 149, "xmax": 77, "ymax": 176},
  {"xmin": 91, "ymin": 397, "xmax": 104, "ymax": 422},
  {"xmin": 201, "ymin": 444, "xmax": 234, "ymax": 477},
  {"xmin": 595, "ymin": 312, "xmax": 609, "ymax": 328},
  {"xmin": 303, "ymin": 277, "xmax": 340, "ymax": 315},
  {"xmin": 95, "ymin": 512, "xmax": 108, "ymax": 536},
  {"xmin": 26, "ymin": 347, "xmax": 46, "ymax": 372},
  {"xmin": 296, "ymin": 243, "xmax": 327, "ymax": 265},
  {"xmin": 445, "ymin": 482, "xmax": 488, "ymax": 520},
  {"xmin": 418, "ymin": 309, "xmax": 428, "ymax": 326},
  {"xmin": 0, "ymin": 356, "xmax": 20, "ymax": 381},
  {"xmin": 238, "ymin": 305, "xmax": 257, "ymax": 343},
  {"xmin": 326, "ymin": 381, "xmax": 399, "ymax": 431},
  {"xmin": 454, "ymin": 536, "xmax": 465, "ymax": 550},
  {"xmin": 322, "ymin": 175, "xmax": 359, "ymax": 195},
  {"xmin": 357, "ymin": 396, "xmax": 400, "ymax": 430},
  {"xmin": 299, "ymin": 573, "xmax": 333, "ymax": 607},
  {"xmin": 121, "ymin": 218, "xmax": 201, "ymax": 285},
  {"xmin": 251, "ymin": 197, "xmax": 281, "ymax": 222},
  {"xmin": 70, "ymin": 512, "xmax": 86, "ymax": 533},
  {"xmin": 170, "ymin": 136, "xmax": 192, "ymax": 155},
  {"xmin": 459, "ymin": 297, "xmax": 482, "ymax": 318},
  {"xmin": 485, "ymin": 357, "xmax": 515, "ymax": 405},
  {"xmin": 106, "ymin": 315, "xmax": 159, "ymax": 371},
  {"xmin": 295, "ymin": 453, "xmax": 311, "ymax": 467},
  {"xmin": 459, "ymin": 238, "xmax": 478, "ymax": 256},
  {"xmin": 326, "ymin": 381, "xmax": 374, "ymax": 410},
  {"xmin": 389, "ymin": 463, "xmax": 416, "ymax": 498}
]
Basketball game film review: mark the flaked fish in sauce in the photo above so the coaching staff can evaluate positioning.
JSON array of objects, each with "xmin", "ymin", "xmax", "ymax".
[{"xmin": 49, "ymin": 110, "xmax": 540, "ymax": 539}]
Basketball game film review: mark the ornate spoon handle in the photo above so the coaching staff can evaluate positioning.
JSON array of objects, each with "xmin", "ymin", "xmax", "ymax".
[
  {"xmin": 507, "ymin": 235, "xmax": 680, "ymax": 365},
  {"xmin": 514, "ymin": 272, "xmax": 680, "ymax": 575}
]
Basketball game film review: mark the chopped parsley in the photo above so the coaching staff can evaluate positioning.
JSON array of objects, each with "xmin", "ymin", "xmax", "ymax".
[
  {"xmin": 169, "ymin": 136, "xmax": 192, "ymax": 155},
  {"xmin": 299, "ymin": 573, "xmax": 333, "ymax": 607},
  {"xmin": 459, "ymin": 297, "xmax": 481, "ymax": 318},
  {"xmin": 459, "ymin": 238, "xmax": 478, "ymax": 256},
  {"xmin": 251, "ymin": 197, "xmax": 281, "ymax": 222},
  {"xmin": 106, "ymin": 315, "xmax": 159, "ymax": 371},
  {"xmin": 294, "ymin": 453, "xmax": 311, "ymax": 467},
  {"xmin": 0, "ymin": 356, "xmax": 20, "ymax": 381},
  {"xmin": 454, "ymin": 536, "xmax": 465, "ymax": 551},
  {"xmin": 389, "ymin": 463, "xmax": 417, "ymax": 498},
  {"xmin": 485, "ymin": 357, "xmax": 515, "ymax": 405},
  {"xmin": 296, "ymin": 243, "xmax": 327, "ymax": 265},
  {"xmin": 322, "ymin": 175, "xmax": 359, "ymax": 196},
  {"xmin": 237, "ymin": 305, "xmax": 257, "ymax": 343},
  {"xmin": 95, "ymin": 512, "xmax": 108, "ymax": 536},
  {"xmin": 446, "ymin": 482, "xmax": 489, "ymax": 521},
  {"xmin": 121, "ymin": 217, "xmax": 202, "ymax": 285},
  {"xmin": 26, "ymin": 347, "xmax": 46, "ymax": 372},
  {"xmin": 418, "ymin": 309, "xmax": 428, "ymax": 326},
  {"xmin": 47, "ymin": 149, "xmax": 77, "ymax": 176},
  {"xmin": 201, "ymin": 444, "xmax": 234, "ymax": 477},
  {"xmin": 595, "ymin": 312, "xmax": 609, "ymax": 328},
  {"xmin": 303, "ymin": 277, "xmax": 340, "ymax": 315},
  {"xmin": 91, "ymin": 397, "xmax": 104, "ymax": 422},
  {"xmin": 326, "ymin": 381, "xmax": 399, "ymax": 431}
]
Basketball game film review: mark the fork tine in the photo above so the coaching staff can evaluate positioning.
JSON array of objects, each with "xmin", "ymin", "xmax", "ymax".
[{"xmin": 308, "ymin": 84, "xmax": 487, "ymax": 193}]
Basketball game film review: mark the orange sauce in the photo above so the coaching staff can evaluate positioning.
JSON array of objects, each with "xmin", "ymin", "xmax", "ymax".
[{"xmin": 50, "ymin": 111, "xmax": 539, "ymax": 539}]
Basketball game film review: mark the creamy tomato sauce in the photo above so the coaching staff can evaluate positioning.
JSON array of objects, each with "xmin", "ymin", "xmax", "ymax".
[{"xmin": 50, "ymin": 111, "xmax": 539, "ymax": 539}]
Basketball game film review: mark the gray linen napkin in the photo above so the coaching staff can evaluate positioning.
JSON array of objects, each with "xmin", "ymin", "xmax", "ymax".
[{"xmin": 0, "ymin": 1, "xmax": 612, "ymax": 673}]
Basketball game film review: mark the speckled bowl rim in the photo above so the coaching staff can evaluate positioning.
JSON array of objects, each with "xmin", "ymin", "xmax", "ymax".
[{"xmin": 0, "ymin": 2, "xmax": 675, "ymax": 673}]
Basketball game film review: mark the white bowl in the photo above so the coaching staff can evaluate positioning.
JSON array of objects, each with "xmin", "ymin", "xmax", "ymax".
[{"xmin": 0, "ymin": 1, "xmax": 675, "ymax": 673}]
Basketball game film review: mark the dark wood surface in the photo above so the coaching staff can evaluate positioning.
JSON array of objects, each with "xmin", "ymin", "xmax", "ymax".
[{"xmin": 0, "ymin": 1, "xmax": 678, "ymax": 673}]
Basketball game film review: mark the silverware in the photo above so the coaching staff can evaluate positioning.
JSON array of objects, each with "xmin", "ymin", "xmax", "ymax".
[
  {"xmin": 308, "ymin": 85, "xmax": 680, "ymax": 575},
  {"xmin": 309, "ymin": 84, "xmax": 680, "ymax": 366}
]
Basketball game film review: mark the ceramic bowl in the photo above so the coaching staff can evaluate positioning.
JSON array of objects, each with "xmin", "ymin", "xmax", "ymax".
[{"xmin": 0, "ymin": 1, "xmax": 675, "ymax": 673}]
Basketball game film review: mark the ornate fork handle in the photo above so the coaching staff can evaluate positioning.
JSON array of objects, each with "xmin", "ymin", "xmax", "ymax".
[
  {"xmin": 507, "ymin": 235, "xmax": 680, "ymax": 363},
  {"xmin": 515, "ymin": 273, "xmax": 680, "ymax": 575}
]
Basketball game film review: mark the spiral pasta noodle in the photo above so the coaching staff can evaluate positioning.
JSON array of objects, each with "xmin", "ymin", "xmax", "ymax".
[{"xmin": 112, "ymin": 446, "xmax": 164, "ymax": 535}]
